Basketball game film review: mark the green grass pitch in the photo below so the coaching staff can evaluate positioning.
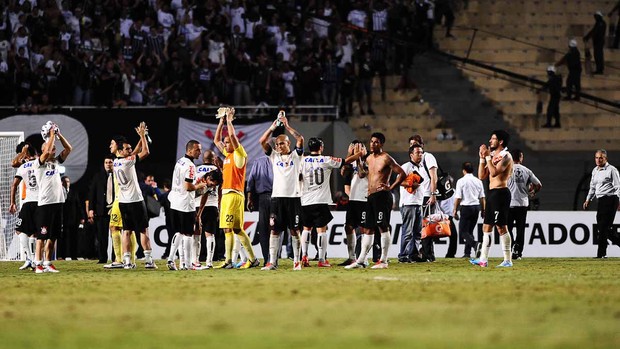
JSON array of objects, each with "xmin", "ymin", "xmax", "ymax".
[{"xmin": 0, "ymin": 258, "xmax": 619, "ymax": 349}]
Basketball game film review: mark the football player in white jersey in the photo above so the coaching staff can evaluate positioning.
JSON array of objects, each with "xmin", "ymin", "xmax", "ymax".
[
  {"xmin": 167, "ymin": 140, "xmax": 209, "ymax": 270},
  {"xmin": 299, "ymin": 138, "xmax": 343, "ymax": 268},
  {"xmin": 32, "ymin": 124, "xmax": 72, "ymax": 273},
  {"xmin": 168, "ymin": 149, "xmax": 223, "ymax": 270},
  {"xmin": 507, "ymin": 149, "xmax": 541, "ymax": 260},
  {"xmin": 112, "ymin": 122, "xmax": 157, "ymax": 269},
  {"xmin": 258, "ymin": 112, "xmax": 304, "ymax": 270},
  {"xmin": 196, "ymin": 153, "xmax": 223, "ymax": 269},
  {"xmin": 9, "ymin": 142, "xmax": 38, "ymax": 270},
  {"xmin": 340, "ymin": 140, "xmax": 370, "ymax": 266}
]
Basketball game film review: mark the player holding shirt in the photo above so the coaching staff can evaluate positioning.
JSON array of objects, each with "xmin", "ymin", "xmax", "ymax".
[
  {"xmin": 213, "ymin": 107, "xmax": 260, "ymax": 269},
  {"xmin": 259, "ymin": 111, "xmax": 305, "ymax": 270},
  {"xmin": 471, "ymin": 130, "xmax": 514, "ymax": 268},
  {"xmin": 33, "ymin": 123, "xmax": 72, "ymax": 273}
]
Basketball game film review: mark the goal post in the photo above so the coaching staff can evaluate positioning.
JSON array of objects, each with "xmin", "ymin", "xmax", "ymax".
[{"xmin": 0, "ymin": 132, "xmax": 24, "ymax": 261}]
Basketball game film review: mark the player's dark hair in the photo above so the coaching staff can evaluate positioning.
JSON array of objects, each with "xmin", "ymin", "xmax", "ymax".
[
  {"xmin": 510, "ymin": 149, "xmax": 523, "ymax": 161},
  {"xmin": 186, "ymin": 139, "xmax": 200, "ymax": 152},
  {"xmin": 104, "ymin": 154, "xmax": 115, "ymax": 161},
  {"xmin": 308, "ymin": 137, "xmax": 324, "ymax": 152},
  {"xmin": 493, "ymin": 130, "xmax": 510, "ymax": 148},
  {"xmin": 205, "ymin": 169, "xmax": 223, "ymax": 184},
  {"xmin": 161, "ymin": 178, "xmax": 172, "ymax": 190},
  {"xmin": 462, "ymin": 161, "xmax": 474, "ymax": 173},
  {"xmin": 408, "ymin": 144, "xmax": 423, "ymax": 154},
  {"xmin": 409, "ymin": 134, "xmax": 424, "ymax": 146},
  {"xmin": 113, "ymin": 135, "xmax": 128, "ymax": 148},
  {"xmin": 371, "ymin": 132, "xmax": 385, "ymax": 144},
  {"xmin": 16, "ymin": 141, "xmax": 36, "ymax": 157}
]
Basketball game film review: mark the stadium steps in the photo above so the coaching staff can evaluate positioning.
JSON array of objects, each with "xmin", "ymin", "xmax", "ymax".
[
  {"xmin": 426, "ymin": 0, "xmax": 619, "ymax": 209},
  {"xmin": 435, "ymin": 0, "xmax": 620, "ymax": 152},
  {"xmin": 347, "ymin": 73, "xmax": 462, "ymax": 153}
]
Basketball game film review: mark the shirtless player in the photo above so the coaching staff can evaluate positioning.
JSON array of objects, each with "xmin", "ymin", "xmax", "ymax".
[
  {"xmin": 346, "ymin": 132, "xmax": 405, "ymax": 269},
  {"xmin": 470, "ymin": 130, "xmax": 514, "ymax": 268}
]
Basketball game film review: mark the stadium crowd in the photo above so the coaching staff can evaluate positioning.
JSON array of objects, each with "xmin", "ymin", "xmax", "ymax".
[{"xmin": 0, "ymin": 0, "xmax": 459, "ymax": 116}]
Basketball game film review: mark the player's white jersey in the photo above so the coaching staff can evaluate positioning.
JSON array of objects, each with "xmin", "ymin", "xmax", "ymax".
[
  {"xmin": 268, "ymin": 147, "xmax": 303, "ymax": 198},
  {"xmin": 300, "ymin": 155, "xmax": 342, "ymax": 206},
  {"xmin": 113, "ymin": 155, "xmax": 144, "ymax": 203},
  {"xmin": 508, "ymin": 163, "xmax": 541, "ymax": 207},
  {"xmin": 349, "ymin": 162, "xmax": 368, "ymax": 202},
  {"xmin": 32, "ymin": 157, "xmax": 64, "ymax": 206},
  {"xmin": 169, "ymin": 156, "xmax": 198, "ymax": 212},
  {"xmin": 196, "ymin": 164, "xmax": 219, "ymax": 208},
  {"xmin": 15, "ymin": 159, "xmax": 39, "ymax": 203}
]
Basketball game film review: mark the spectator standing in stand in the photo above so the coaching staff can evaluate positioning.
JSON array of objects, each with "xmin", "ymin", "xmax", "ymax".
[
  {"xmin": 541, "ymin": 65, "xmax": 562, "ymax": 128},
  {"xmin": 556, "ymin": 39, "xmax": 582, "ymax": 101},
  {"xmin": 584, "ymin": 11, "xmax": 607, "ymax": 74}
]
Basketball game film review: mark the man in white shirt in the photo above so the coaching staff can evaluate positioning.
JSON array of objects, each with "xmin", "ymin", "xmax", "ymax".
[
  {"xmin": 398, "ymin": 144, "xmax": 425, "ymax": 263},
  {"xmin": 347, "ymin": 2, "xmax": 368, "ymax": 29},
  {"xmin": 583, "ymin": 149, "xmax": 620, "ymax": 258},
  {"xmin": 32, "ymin": 123, "xmax": 72, "ymax": 273},
  {"xmin": 112, "ymin": 122, "xmax": 157, "ymax": 269},
  {"xmin": 508, "ymin": 149, "xmax": 541, "ymax": 260},
  {"xmin": 410, "ymin": 135, "xmax": 438, "ymax": 262},
  {"xmin": 167, "ymin": 140, "xmax": 209, "ymax": 270},
  {"xmin": 453, "ymin": 162, "xmax": 486, "ymax": 258},
  {"xmin": 259, "ymin": 112, "xmax": 304, "ymax": 270}
]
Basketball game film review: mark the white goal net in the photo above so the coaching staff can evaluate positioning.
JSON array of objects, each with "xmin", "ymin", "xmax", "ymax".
[{"xmin": 0, "ymin": 132, "xmax": 24, "ymax": 260}]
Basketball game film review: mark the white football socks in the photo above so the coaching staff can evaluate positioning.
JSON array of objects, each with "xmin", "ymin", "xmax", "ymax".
[
  {"xmin": 318, "ymin": 232, "xmax": 327, "ymax": 262},
  {"xmin": 346, "ymin": 232, "xmax": 356, "ymax": 260},
  {"xmin": 28, "ymin": 237, "xmax": 36, "ymax": 259},
  {"xmin": 144, "ymin": 250, "xmax": 153, "ymax": 264},
  {"xmin": 380, "ymin": 231, "xmax": 390, "ymax": 263},
  {"xmin": 291, "ymin": 235, "xmax": 301, "ymax": 263},
  {"xmin": 357, "ymin": 234, "xmax": 374, "ymax": 264},
  {"xmin": 193, "ymin": 235, "xmax": 201, "ymax": 264},
  {"xmin": 18, "ymin": 233, "xmax": 29, "ymax": 260},
  {"xmin": 168, "ymin": 233, "xmax": 182, "ymax": 262},
  {"xmin": 232, "ymin": 235, "xmax": 241, "ymax": 264},
  {"xmin": 480, "ymin": 232, "xmax": 491, "ymax": 262},
  {"xmin": 301, "ymin": 229, "xmax": 311, "ymax": 257},
  {"xmin": 182, "ymin": 235, "xmax": 193, "ymax": 268},
  {"xmin": 269, "ymin": 234, "xmax": 279, "ymax": 265},
  {"xmin": 500, "ymin": 233, "xmax": 512, "ymax": 262},
  {"xmin": 206, "ymin": 235, "xmax": 215, "ymax": 265}
]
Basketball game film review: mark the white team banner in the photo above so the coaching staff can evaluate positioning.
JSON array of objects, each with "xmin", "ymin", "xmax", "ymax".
[
  {"xmin": 176, "ymin": 118, "xmax": 272, "ymax": 172},
  {"xmin": 147, "ymin": 211, "xmax": 620, "ymax": 259}
]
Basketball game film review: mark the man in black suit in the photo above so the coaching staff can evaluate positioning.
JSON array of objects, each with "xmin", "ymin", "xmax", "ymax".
[
  {"xmin": 58, "ymin": 175, "xmax": 84, "ymax": 260},
  {"xmin": 87, "ymin": 155, "xmax": 115, "ymax": 263}
]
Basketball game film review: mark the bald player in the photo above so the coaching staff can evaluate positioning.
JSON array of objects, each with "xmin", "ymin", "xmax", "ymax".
[{"xmin": 259, "ymin": 111, "xmax": 305, "ymax": 270}]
